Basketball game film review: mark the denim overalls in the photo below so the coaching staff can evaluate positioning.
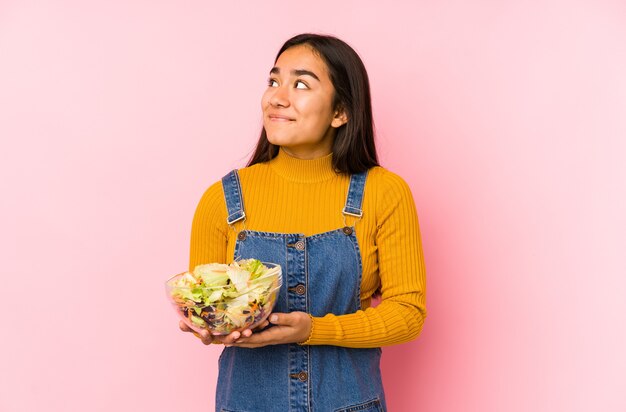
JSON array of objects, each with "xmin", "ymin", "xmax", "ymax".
[{"xmin": 216, "ymin": 169, "xmax": 386, "ymax": 412}]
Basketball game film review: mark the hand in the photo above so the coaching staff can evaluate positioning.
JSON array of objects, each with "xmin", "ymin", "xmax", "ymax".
[
  {"xmin": 227, "ymin": 312, "xmax": 312, "ymax": 349},
  {"xmin": 178, "ymin": 319, "xmax": 271, "ymax": 346}
]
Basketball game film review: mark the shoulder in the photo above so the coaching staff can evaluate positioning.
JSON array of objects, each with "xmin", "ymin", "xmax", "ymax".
[
  {"xmin": 365, "ymin": 166, "xmax": 417, "ymax": 221},
  {"xmin": 366, "ymin": 166, "xmax": 415, "ymax": 199},
  {"xmin": 193, "ymin": 163, "xmax": 264, "ymax": 227},
  {"xmin": 205, "ymin": 163, "xmax": 266, "ymax": 192},
  {"xmin": 197, "ymin": 163, "xmax": 267, "ymax": 206},
  {"xmin": 231, "ymin": 162, "xmax": 268, "ymax": 183},
  {"xmin": 194, "ymin": 179, "xmax": 226, "ymax": 217}
]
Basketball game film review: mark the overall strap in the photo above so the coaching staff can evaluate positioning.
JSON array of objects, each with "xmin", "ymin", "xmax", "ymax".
[
  {"xmin": 221, "ymin": 169, "xmax": 246, "ymax": 225},
  {"xmin": 342, "ymin": 171, "xmax": 369, "ymax": 218}
]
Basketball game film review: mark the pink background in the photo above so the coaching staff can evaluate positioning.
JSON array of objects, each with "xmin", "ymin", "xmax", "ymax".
[{"xmin": 1, "ymin": 1, "xmax": 625, "ymax": 411}]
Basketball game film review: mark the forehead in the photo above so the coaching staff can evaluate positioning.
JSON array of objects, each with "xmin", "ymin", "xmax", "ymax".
[{"xmin": 274, "ymin": 45, "xmax": 330, "ymax": 80}]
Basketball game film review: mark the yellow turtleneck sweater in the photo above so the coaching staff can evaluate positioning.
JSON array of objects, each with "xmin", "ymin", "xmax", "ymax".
[{"xmin": 189, "ymin": 148, "xmax": 427, "ymax": 348}]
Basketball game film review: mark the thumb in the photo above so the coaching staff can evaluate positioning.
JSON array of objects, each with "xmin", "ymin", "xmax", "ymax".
[{"xmin": 268, "ymin": 312, "xmax": 295, "ymax": 326}]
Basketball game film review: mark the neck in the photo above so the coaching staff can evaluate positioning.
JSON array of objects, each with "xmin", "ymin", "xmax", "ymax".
[
  {"xmin": 279, "ymin": 128, "xmax": 336, "ymax": 159},
  {"xmin": 281, "ymin": 145, "xmax": 331, "ymax": 160},
  {"xmin": 268, "ymin": 147, "xmax": 338, "ymax": 183}
]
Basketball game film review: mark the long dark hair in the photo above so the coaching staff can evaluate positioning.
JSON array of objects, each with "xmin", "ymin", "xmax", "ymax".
[{"xmin": 246, "ymin": 33, "xmax": 379, "ymax": 174}]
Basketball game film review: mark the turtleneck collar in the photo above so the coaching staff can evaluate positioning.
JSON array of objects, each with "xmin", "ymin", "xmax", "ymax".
[{"xmin": 268, "ymin": 147, "xmax": 338, "ymax": 183}]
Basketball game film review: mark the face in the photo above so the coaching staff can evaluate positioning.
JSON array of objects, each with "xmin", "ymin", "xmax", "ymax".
[{"xmin": 261, "ymin": 45, "xmax": 347, "ymax": 159}]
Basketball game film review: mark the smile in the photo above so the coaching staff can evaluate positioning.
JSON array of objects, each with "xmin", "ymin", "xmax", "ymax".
[{"xmin": 268, "ymin": 115, "xmax": 295, "ymax": 122}]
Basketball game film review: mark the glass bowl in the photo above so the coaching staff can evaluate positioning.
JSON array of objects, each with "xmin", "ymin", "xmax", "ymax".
[{"xmin": 165, "ymin": 261, "xmax": 282, "ymax": 335}]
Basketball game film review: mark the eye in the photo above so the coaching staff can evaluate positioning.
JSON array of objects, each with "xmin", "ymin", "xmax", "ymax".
[
  {"xmin": 295, "ymin": 80, "xmax": 308, "ymax": 89},
  {"xmin": 267, "ymin": 78, "xmax": 278, "ymax": 87}
]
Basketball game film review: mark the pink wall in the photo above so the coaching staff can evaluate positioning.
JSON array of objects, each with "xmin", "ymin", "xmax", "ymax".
[{"xmin": 1, "ymin": 1, "xmax": 625, "ymax": 411}]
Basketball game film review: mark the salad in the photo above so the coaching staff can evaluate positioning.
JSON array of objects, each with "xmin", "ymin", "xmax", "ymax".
[{"xmin": 167, "ymin": 259, "xmax": 282, "ymax": 335}]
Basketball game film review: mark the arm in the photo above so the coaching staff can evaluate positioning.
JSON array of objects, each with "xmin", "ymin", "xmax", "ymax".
[
  {"xmin": 302, "ymin": 171, "xmax": 427, "ymax": 347},
  {"xmin": 183, "ymin": 181, "xmax": 235, "ymax": 345},
  {"xmin": 189, "ymin": 181, "xmax": 229, "ymax": 271}
]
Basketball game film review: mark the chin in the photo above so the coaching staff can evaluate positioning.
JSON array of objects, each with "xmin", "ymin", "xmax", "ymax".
[{"xmin": 265, "ymin": 133, "xmax": 293, "ymax": 147}]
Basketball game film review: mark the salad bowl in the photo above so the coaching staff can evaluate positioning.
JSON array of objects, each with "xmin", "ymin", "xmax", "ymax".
[{"xmin": 166, "ymin": 259, "xmax": 282, "ymax": 335}]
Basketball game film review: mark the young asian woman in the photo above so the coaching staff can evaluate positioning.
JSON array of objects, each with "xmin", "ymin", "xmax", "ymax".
[{"xmin": 180, "ymin": 33, "xmax": 427, "ymax": 412}]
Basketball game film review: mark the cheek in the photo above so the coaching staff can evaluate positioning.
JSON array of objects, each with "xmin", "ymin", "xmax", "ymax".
[
  {"xmin": 296, "ymin": 96, "xmax": 326, "ymax": 117},
  {"xmin": 299, "ymin": 98, "xmax": 333, "ymax": 127}
]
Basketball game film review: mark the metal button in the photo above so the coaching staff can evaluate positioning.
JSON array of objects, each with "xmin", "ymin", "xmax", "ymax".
[
  {"xmin": 342, "ymin": 226, "xmax": 353, "ymax": 235},
  {"xmin": 298, "ymin": 371, "xmax": 308, "ymax": 381},
  {"xmin": 295, "ymin": 240, "xmax": 305, "ymax": 250},
  {"xmin": 237, "ymin": 231, "xmax": 247, "ymax": 241},
  {"xmin": 295, "ymin": 284, "xmax": 306, "ymax": 295}
]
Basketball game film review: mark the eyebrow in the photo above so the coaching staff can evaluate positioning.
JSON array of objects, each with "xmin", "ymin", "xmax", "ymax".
[{"xmin": 269, "ymin": 67, "xmax": 320, "ymax": 82}]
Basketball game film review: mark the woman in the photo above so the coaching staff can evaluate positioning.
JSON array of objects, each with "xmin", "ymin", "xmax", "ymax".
[{"xmin": 181, "ymin": 33, "xmax": 427, "ymax": 412}]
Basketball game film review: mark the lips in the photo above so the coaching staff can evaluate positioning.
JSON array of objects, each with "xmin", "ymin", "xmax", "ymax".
[{"xmin": 268, "ymin": 114, "xmax": 295, "ymax": 121}]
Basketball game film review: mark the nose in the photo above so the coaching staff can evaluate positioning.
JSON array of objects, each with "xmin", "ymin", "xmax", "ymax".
[{"xmin": 269, "ymin": 84, "xmax": 289, "ymax": 108}]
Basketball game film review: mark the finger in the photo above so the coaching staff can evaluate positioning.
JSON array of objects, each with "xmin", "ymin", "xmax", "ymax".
[
  {"xmin": 179, "ymin": 320, "xmax": 192, "ymax": 332},
  {"xmin": 252, "ymin": 320, "xmax": 270, "ymax": 331},
  {"xmin": 221, "ymin": 330, "xmax": 242, "ymax": 345},
  {"xmin": 234, "ymin": 321, "xmax": 269, "ymax": 342},
  {"xmin": 268, "ymin": 312, "xmax": 296, "ymax": 326},
  {"xmin": 234, "ymin": 325, "xmax": 283, "ymax": 346},
  {"xmin": 198, "ymin": 329, "xmax": 214, "ymax": 345}
]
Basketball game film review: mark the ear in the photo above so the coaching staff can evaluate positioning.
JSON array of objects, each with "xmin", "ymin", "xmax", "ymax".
[{"xmin": 331, "ymin": 107, "xmax": 348, "ymax": 128}]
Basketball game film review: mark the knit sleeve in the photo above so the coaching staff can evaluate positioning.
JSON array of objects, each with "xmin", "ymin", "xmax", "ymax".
[
  {"xmin": 301, "ymin": 170, "xmax": 427, "ymax": 347},
  {"xmin": 189, "ymin": 180, "xmax": 229, "ymax": 271}
]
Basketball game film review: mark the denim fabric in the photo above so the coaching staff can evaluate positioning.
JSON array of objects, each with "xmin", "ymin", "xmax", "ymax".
[
  {"xmin": 342, "ymin": 171, "xmax": 367, "ymax": 217},
  {"xmin": 221, "ymin": 170, "xmax": 246, "ymax": 225},
  {"xmin": 216, "ymin": 170, "xmax": 386, "ymax": 412}
]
